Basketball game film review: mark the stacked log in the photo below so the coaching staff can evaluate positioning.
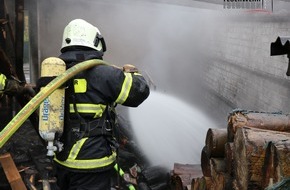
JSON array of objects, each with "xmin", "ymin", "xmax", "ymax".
[
  {"xmin": 227, "ymin": 110, "xmax": 290, "ymax": 141},
  {"xmin": 171, "ymin": 110, "xmax": 290, "ymax": 190},
  {"xmin": 200, "ymin": 128, "xmax": 229, "ymax": 190},
  {"xmin": 170, "ymin": 163, "xmax": 203, "ymax": 190},
  {"xmin": 263, "ymin": 140, "xmax": 290, "ymax": 188}
]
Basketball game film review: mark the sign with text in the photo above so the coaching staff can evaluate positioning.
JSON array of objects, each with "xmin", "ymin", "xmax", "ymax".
[{"xmin": 224, "ymin": 0, "xmax": 273, "ymax": 11}]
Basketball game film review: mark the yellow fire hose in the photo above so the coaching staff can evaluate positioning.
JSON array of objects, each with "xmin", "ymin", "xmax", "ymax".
[{"xmin": 0, "ymin": 59, "xmax": 107, "ymax": 148}]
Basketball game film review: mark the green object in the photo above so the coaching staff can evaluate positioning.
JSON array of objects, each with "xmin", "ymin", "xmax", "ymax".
[
  {"xmin": 128, "ymin": 184, "xmax": 136, "ymax": 190},
  {"xmin": 114, "ymin": 164, "xmax": 136, "ymax": 190},
  {"xmin": 114, "ymin": 163, "xmax": 125, "ymax": 176}
]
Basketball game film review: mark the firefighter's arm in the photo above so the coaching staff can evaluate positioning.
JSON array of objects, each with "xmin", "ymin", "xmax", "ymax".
[
  {"xmin": 1, "ymin": 74, "xmax": 35, "ymax": 97},
  {"xmin": 96, "ymin": 65, "xmax": 149, "ymax": 106},
  {"xmin": 117, "ymin": 65, "xmax": 150, "ymax": 107}
]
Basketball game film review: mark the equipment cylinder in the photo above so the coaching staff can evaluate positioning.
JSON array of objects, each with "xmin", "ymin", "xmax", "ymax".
[{"xmin": 39, "ymin": 57, "xmax": 66, "ymax": 156}]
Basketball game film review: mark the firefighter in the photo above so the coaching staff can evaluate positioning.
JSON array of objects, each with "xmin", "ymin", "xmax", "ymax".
[
  {"xmin": 53, "ymin": 19, "xmax": 150, "ymax": 190},
  {"xmin": 0, "ymin": 73, "xmax": 34, "ymax": 97}
]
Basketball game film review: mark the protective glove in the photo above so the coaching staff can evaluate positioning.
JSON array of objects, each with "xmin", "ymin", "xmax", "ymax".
[
  {"xmin": 123, "ymin": 64, "xmax": 138, "ymax": 73},
  {"xmin": 21, "ymin": 84, "xmax": 36, "ymax": 97},
  {"xmin": 5, "ymin": 79, "xmax": 35, "ymax": 97},
  {"xmin": 4, "ymin": 80, "xmax": 21, "ymax": 96}
]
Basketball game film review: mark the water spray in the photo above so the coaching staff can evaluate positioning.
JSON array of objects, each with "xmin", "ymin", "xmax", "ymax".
[{"xmin": 128, "ymin": 90, "xmax": 217, "ymax": 169}]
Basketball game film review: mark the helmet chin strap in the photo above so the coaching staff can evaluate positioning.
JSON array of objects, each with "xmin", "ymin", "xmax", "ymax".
[{"xmin": 94, "ymin": 33, "xmax": 107, "ymax": 52}]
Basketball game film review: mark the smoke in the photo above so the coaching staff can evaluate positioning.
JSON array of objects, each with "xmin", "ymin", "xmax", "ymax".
[
  {"xmin": 36, "ymin": 0, "xmax": 224, "ymax": 167},
  {"xmin": 37, "ymin": 0, "xmax": 220, "ymax": 102}
]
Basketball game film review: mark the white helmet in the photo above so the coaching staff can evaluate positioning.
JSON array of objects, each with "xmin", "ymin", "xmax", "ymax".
[{"xmin": 61, "ymin": 19, "xmax": 106, "ymax": 53}]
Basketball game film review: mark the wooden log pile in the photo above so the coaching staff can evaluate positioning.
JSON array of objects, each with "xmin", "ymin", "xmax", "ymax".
[{"xmin": 170, "ymin": 110, "xmax": 290, "ymax": 190}]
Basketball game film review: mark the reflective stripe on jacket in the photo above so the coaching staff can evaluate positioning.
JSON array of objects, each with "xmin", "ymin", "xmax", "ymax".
[
  {"xmin": 0, "ymin": 73, "xmax": 7, "ymax": 92},
  {"xmin": 55, "ymin": 138, "xmax": 116, "ymax": 169}
]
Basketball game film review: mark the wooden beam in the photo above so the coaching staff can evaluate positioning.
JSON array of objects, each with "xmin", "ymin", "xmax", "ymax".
[{"xmin": 0, "ymin": 153, "xmax": 27, "ymax": 190}]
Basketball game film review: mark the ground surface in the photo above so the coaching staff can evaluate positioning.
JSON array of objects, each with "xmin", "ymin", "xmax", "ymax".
[{"xmin": 0, "ymin": 120, "xmax": 52, "ymax": 190}]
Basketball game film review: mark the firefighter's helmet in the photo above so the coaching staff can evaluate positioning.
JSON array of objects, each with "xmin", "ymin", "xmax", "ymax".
[{"xmin": 61, "ymin": 19, "xmax": 106, "ymax": 53}]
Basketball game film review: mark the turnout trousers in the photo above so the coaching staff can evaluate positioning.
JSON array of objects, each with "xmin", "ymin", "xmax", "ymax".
[{"xmin": 55, "ymin": 165, "xmax": 113, "ymax": 190}]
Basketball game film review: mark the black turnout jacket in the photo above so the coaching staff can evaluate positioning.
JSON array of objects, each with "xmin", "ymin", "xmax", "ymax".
[{"xmin": 54, "ymin": 50, "xmax": 150, "ymax": 172}]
